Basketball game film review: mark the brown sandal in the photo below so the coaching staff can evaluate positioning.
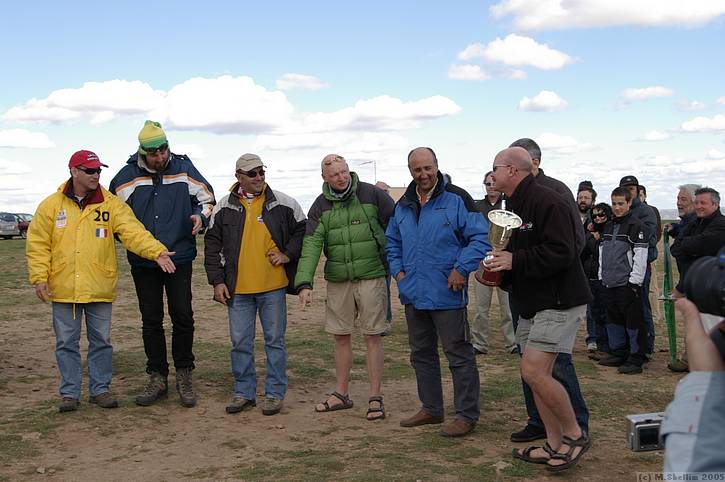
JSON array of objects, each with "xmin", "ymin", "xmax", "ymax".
[
  {"xmin": 315, "ymin": 391, "xmax": 353, "ymax": 412},
  {"xmin": 512, "ymin": 442, "xmax": 556, "ymax": 464},
  {"xmin": 546, "ymin": 433, "xmax": 591, "ymax": 472},
  {"xmin": 366, "ymin": 396, "xmax": 385, "ymax": 421}
]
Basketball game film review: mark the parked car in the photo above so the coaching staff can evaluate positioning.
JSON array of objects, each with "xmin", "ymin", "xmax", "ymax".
[
  {"xmin": 0, "ymin": 212, "xmax": 20, "ymax": 239},
  {"xmin": 15, "ymin": 213, "xmax": 32, "ymax": 238}
]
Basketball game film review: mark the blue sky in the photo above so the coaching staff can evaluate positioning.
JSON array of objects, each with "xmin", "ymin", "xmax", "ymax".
[{"xmin": 2, "ymin": 1, "xmax": 724, "ymax": 213}]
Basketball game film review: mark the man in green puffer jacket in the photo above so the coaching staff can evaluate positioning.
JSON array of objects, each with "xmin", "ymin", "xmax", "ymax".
[{"xmin": 295, "ymin": 154, "xmax": 394, "ymax": 421}]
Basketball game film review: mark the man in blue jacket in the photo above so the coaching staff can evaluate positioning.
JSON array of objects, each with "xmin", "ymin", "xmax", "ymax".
[
  {"xmin": 110, "ymin": 121, "xmax": 215, "ymax": 408},
  {"xmin": 386, "ymin": 147, "xmax": 489, "ymax": 437}
]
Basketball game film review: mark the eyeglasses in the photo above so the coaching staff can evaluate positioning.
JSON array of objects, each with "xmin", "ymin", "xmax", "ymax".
[
  {"xmin": 76, "ymin": 166, "xmax": 102, "ymax": 175},
  {"xmin": 592, "ymin": 212, "xmax": 607, "ymax": 219},
  {"xmin": 144, "ymin": 143, "xmax": 168, "ymax": 155},
  {"xmin": 237, "ymin": 168, "xmax": 265, "ymax": 178},
  {"xmin": 492, "ymin": 164, "xmax": 512, "ymax": 171}
]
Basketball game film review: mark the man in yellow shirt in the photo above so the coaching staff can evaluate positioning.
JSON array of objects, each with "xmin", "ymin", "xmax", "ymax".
[
  {"xmin": 204, "ymin": 154, "xmax": 306, "ymax": 416},
  {"xmin": 26, "ymin": 150, "xmax": 175, "ymax": 413}
]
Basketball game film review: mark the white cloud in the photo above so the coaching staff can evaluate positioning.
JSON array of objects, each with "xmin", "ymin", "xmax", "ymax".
[
  {"xmin": 0, "ymin": 129, "xmax": 55, "ymax": 149},
  {"xmin": 275, "ymin": 73, "xmax": 329, "ymax": 91},
  {"xmin": 518, "ymin": 90, "xmax": 569, "ymax": 112},
  {"xmin": 707, "ymin": 148, "xmax": 725, "ymax": 160},
  {"xmin": 681, "ymin": 114, "xmax": 725, "ymax": 133},
  {"xmin": 289, "ymin": 95, "xmax": 461, "ymax": 134},
  {"xmin": 161, "ymin": 76, "xmax": 294, "ymax": 134},
  {"xmin": 622, "ymin": 86, "xmax": 674, "ymax": 102},
  {"xmin": 502, "ymin": 69, "xmax": 528, "ymax": 80},
  {"xmin": 448, "ymin": 64, "xmax": 490, "ymax": 81},
  {"xmin": 717, "ymin": 97, "xmax": 725, "ymax": 105},
  {"xmin": 490, "ymin": 0, "xmax": 725, "ymax": 31},
  {"xmin": 256, "ymin": 132, "xmax": 408, "ymax": 154},
  {"xmin": 2, "ymin": 80, "xmax": 165, "ymax": 124},
  {"xmin": 677, "ymin": 100, "xmax": 707, "ymax": 112},
  {"xmin": 458, "ymin": 34, "xmax": 572, "ymax": 70},
  {"xmin": 0, "ymin": 158, "xmax": 33, "ymax": 175},
  {"xmin": 535, "ymin": 132, "xmax": 597, "ymax": 154},
  {"xmin": 173, "ymin": 144, "xmax": 206, "ymax": 161},
  {"xmin": 639, "ymin": 130, "xmax": 672, "ymax": 141}
]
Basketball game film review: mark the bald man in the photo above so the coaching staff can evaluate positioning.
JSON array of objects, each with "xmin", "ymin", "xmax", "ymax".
[
  {"xmin": 486, "ymin": 147, "xmax": 592, "ymax": 472},
  {"xmin": 295, "ymin": 154, "xmax": 394, "ymax": 421}
]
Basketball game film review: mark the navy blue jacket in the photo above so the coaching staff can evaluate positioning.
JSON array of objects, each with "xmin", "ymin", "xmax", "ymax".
[
  {"xmin": 109, "ymin": 152, "xmax": 215, "ymax": 267},
  {"xmin": 386, "ymin": 172, "xmax": 490, "ymax": 310}
]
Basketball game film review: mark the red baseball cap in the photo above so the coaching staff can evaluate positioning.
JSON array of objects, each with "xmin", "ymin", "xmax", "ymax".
[{"xmin": 68, "ymin": 150, "xmax": 109, "ymax": 169}]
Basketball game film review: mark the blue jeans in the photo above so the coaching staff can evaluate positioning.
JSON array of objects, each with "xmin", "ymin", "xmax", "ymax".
[
  {"xmin": 228, "ymin": 288, "xmax": 288, "ymax": 400},
  {"xmin": 510, "ymin": 297, "xmax": 590, "ymax": 433},
  {"xmin": 52, "ymin": 302, "xmax": 113, "ymax": 400}
]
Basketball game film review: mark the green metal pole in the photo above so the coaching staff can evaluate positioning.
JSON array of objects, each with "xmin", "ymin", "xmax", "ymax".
[{"xmin": 661, "ymin": 230, "xmax": 678, "ymax": 363}]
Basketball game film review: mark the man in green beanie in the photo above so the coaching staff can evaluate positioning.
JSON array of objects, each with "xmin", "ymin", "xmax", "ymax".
[{"xmin": 110, "ymin": 120, "xmax": 215, "ymax": 408}]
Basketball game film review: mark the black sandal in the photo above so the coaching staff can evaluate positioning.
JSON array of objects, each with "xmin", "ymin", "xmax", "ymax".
[
  {"xmin": 315, "ymin": 391, "xmax": 354, "ymax": 412},
  {"xmin": 546, "ymin": 433, "xmax": 591, "ymax": 472},
  {"xmin": 512, "ymin": 442, "xmax": 556, "ymax": 464},
  {"xmin": 366, "ymin": 395, "xmax": 385, "ymax": 421}
]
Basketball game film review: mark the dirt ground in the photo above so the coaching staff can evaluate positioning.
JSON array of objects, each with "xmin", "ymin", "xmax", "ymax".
[{"xmin": 0, "ymin": 239, "xmax": 683, "ymax": 481}]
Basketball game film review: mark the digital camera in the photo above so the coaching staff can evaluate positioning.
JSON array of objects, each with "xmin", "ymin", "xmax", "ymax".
[{"xmin": 626, "ymin": 412, "xmax": 664, "ymax": 451}]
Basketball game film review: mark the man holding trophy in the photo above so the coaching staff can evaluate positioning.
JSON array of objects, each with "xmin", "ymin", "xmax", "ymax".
[{"xmin": 483, "ymin": 147, "xmax": 592, "ymax": 473}]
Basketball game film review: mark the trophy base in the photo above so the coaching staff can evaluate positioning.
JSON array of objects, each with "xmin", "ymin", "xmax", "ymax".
[{"xmin": 475, "ymin": 267, "xmax": 503, "ymax": 287}]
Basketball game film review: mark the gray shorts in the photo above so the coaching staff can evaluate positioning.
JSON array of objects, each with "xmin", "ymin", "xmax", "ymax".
[{"xmin": 515, "ymin": 305, "xmax": 586, "ymax": 354}]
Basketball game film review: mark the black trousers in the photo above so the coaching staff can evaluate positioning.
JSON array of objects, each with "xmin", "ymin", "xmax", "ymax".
[
  {"xmin": 131, "ymin": 263, "xmax": 195, "ymax": 376},
  {"xmin": 605, "ymin": 286, "xmax": 646, "ymax": 365}
]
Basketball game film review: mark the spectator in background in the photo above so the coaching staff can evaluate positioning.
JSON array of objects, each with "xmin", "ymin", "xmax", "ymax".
[
  {"xmin": 638, "ymin": 185, "xmax": 663, "ymax": 243},
  {"xmin": 584, "ymin": 203, "xmax": 613, "ymax": 360},
  {"xmin": 577, "ymin": 183, "xmax": 598, "ymax": 352},
  {"xmin": 619, "ymin": 175, "xmax": 658, "ymax": 357},
  {"xmin": 471, "ymin": 171, "xmax": 516, "ymax": 355},
  {"xmin": 375, "ymin": 181, "xmax": 394, "ymax": 335},
  {"xmin": 598, "ymin": 187, "xmax": 649, "ymax": 374}
]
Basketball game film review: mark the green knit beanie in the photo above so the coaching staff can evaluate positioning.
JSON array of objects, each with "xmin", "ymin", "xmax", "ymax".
[{"xmin": 138, "ymin": 120, "xmax": 168, "ymax": 154}]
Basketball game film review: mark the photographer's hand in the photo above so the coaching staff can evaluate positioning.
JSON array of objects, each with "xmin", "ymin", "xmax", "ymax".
[{"xmin": 677, "ymin": 298, "xmax": 725, "ymax": 372}]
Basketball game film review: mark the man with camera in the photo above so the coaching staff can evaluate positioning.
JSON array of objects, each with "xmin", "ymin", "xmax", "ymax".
[{"xmin": 661, "ymin": 248, "xmax": 725, "ymax": 473}]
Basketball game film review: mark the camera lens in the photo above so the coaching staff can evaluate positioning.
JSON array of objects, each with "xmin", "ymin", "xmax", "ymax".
[{"xmin": 683, "ymin": 253, "xmax": 725, "ymax": 317}]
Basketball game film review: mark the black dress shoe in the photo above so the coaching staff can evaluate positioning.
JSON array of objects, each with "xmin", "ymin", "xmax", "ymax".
[{"xmin": 510, "ymin": 424, "xmax": 546, "ymax": 442}]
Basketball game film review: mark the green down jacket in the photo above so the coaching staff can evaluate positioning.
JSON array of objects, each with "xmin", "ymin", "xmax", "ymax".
[{"xmin": 294, "ymin": 172, "xmax": 394, "ymax": 290}]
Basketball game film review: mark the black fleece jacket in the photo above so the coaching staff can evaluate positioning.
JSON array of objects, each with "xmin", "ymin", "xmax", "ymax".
[{"xmin": 503, "ymin": 174, "xmax": 592, "ymax": 318}]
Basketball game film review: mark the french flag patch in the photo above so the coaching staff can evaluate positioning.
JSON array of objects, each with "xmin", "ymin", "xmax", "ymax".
[{"xmin": 96, "ymin": 228, "xmax": 108, "ymax": 238}]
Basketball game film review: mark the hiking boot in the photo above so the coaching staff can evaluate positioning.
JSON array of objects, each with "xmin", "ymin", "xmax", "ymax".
[
  {"xmin": 586, "ymin": 342, "xmax": 598, "ymax": 352},
  {"xmin": 89, "ymin": 392, "xmax": 119, "ymax": 409},
  {"xmin": 135, "ymin": 372, "xmax": 168, "ymax": 406},
  {"xmin": 262, "ymin": 396, "xmax": 284, "ymax": 416},
  {"xmin": 440, "ymin": 418, "xmax": 476, "ymax": 437},
  {"xmin": 667, "ymin": 359, "xmax": 689, "ymax": 373},
  {"xmin": 598, "ymin": 355, "xmax": 626, "ymax": 367},
  {"xmin": 510, "ymin": 424, "xmax": 546, "ymax": 442},
  {"xmin": 58, "ymin": 397, "xmax": 79, "ymax": 413},
  {"xmin": 618, "ymin": 363, "xmax": 643, "ymax": 374},
  {"xmin": 226, "ymin": 397, "xmax": 256, "ymax": 414},
  {"xmin": 176, "ymin": 368, "xmax": 197, "ymax": 408}
]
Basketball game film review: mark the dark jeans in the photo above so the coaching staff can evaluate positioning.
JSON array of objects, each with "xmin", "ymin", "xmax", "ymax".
[
  {"xmin": 605, "ymin": 286, "xmax": 647, "ymax": 365},
  {"xmin": 587, "ymin": 279, "xmax": 610, "ymax": 352},
  {"xmin": 641, "ymin": 264, "xmax": 655, "ymax": 354},
  {"xmin": 510, "ymin": 296, "xmax": 590, "ymax": 433},
  {"xmin": 405, "ymin": 305, "xmax": 480, "ymax": 423},
  {"xmin": 131, "ymin": 263, "xmax": 195, "ymax": 376}
]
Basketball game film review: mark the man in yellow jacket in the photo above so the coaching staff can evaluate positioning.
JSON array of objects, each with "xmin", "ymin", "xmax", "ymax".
[{"xmin": 26, "ymin": 150, "xmax": 176, "ymax": 413}]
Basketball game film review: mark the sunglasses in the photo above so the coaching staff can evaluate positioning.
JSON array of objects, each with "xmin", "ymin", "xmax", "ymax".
[
  {"xmin": 76, "ymin": 166, "xmax": 102, "ymax": 175},
  {"xmin": 237, "ymin": 168, "xmax": 265, "ymax": 178},
  {"xmin": 491, "ymin": 164, "xmax": 511, "ymax": 171},
  {"xmin": 592, "ymin": 212, "xmax": 607, "ymax": 219},
  {"xmin": 144, "ymin": 143, "xmax": 168, "ymax": 155}
]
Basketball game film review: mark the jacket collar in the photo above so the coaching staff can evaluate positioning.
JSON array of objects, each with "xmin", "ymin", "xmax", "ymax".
[
  {"xmin": 62, "ymin": 179, "xmax": 104, "ymax": 208},
  {"xmin": 323, "ymin": 171, "xmax": 359, "ymax": 202},
  {"xmin": 506, "ymin": 174, "xmax": 536, "ymax": 212}
]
